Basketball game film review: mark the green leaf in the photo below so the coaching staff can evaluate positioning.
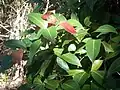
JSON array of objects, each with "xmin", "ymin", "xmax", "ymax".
[
  {"xmin": 28, "ymin": 40, "xmax": 41, "ymax": 65},
  {"xmin": 28, "ymin": 13, "xmax": 48, "ymax": 28},
  {"xmin": 42, "ymin": 26, "xmax": 57, "ymax": 43},
  {"xmin": 95, "ymin": 25, "xmax": 117, "ymax": 34},
  {"xmin": 4, "ymin": 39, "xmax": 26, "ymax": 49},
  {"xmin": 75, "ymin": 28, "xmax": 88, "ymax": 41},
  {"xmin": 111, "ymin": 35, "xmax": 120, "ymax": 43},
  {"xmin": 91, "ymin": 82, "xmax": 103, "ymax": 90},
  {"xmin": 86, "ymin": 39, "xmax": 101, "ymax": 61},
  {"xmin": 28, "ymin": 32, "xmax": 38, "ymax": 41},
  {"xmin": 82, "ymin": 38, "xmax": 92, "ymax": 43},
  {"xmin": 68, "ymin": 44, "xmax": 76, "ymax": 51},
  {"xmin": 61, "ymin": 53, "xmax": 81, "ymax": 66},
  {"xmin": 54, "ymin": 14, "xmax": 66, "ymax": 24},
  {"xmin": 91, "ymin": 60, "xmax": 103, "ymax": 71},
  {"xmin": 84, "ymin": 16, "xmax": 91, "ymax": 27},
  {"xmin": 71, "ymin": 13, "xmax": 79, "ymax": 21},
  {"xmin": 73, "ymin": 71, "xmax": 90, "ymax": 87},
  {"xmin": 68, "ymin": 19, "xmax": 84, "ymax": 28},
  {"xmin": 82, "ymin": 84, "xmax": 91, "ymax": 90},
  {"xmin": 91, "ymin": 71, "xmax": 104, "ymax": 85},
  {"xmin": 45, "ymin": 79, "xmax": 59, "ymax": 90},
  {"xmin": 107, "ymin": 57, "xmax": 120, "ymax": 76},
  {"xmin": 36, "ymin": 29, "xmax": 43, "ymax": 38},
  {"xmin": 39, "ymin": 60, "xmax": 51, "ymax": 76},
  {"xmin": 67, "ymin": 69, "xmax": 84, "ymax": 76},
  {"xmin": 102, "ymin": 41, "xmax": 114, "ymax": 53},
  {"xmin": 22, "ymin": 38, "xmax": 32, "ymax": 47},
  {"xmin": 62, "ymin": 80, "xmax": 80, "ymax": 90},
  {"xmin": 53, "ymin": 48, "xmax": 64, "ymax": 57},
  {"xmin": 57, "ymin": 57, "xmax": 69, "ymax": 71}
]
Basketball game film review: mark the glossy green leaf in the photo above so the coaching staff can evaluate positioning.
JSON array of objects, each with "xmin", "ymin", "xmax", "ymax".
[
  {"xmin": 95, "ymin": 25, "xmax": 117, "ymax": 34},
  {"xmin": 28, "ymin": 40, "xmax": 41, "ymax": 65},
  {"xmin": 91, "ymin": 60, "xmax": 103, "ymax": 71},
  {"xmin": 62, "ymin": 80, "xmax": 80, "ymax": 90},
  {"xmin": 57, "ymin": 57, "xmax": 69, "ymax": 71},
  {"xmin": 42, "ymin": 26, "xmax": 57, "ymax": 43},
  {"xmin": 61, "ymin": 53, "xmax": 81, "ymax": 66},
  {"xmin": 68, "ymin": 19, "xmax": 84, "ymax": 28},
  {"xmin": 102, "ymin": 41, "xmax": 114, "ymax": 53},
  {"xmin": 67, "ymin": 69, "xmax": 84, "ymax": 76},
  {"xmin": 28, "ymin": 13, "xmax": 48, "ymax": 28},
  {"xmin": 53, "ymin": 48, "xmax": 64, "ymax": 57},
  {"xmin": 4, "ymin": 39, "xmax": 26, "ymax": 49},
  {"xmin": 86, "ymin": 39, "xmax": 101, "ymax": 61},
  {"xmin": 45, "ymin": 79, "xmax": 59, "ymax": 90},
  {"xmin": 85, "ymin": 0, "xmax": 98, "ymax": 11},
  {"xmin": 73, "ymin": 71, "xmax": 90, "ymax": 87},
  {"xmin": 107, "ymin": 57, "xmax": 120, "ymax": 76},
  {"xmin": 91, "ymin": 71, "xmax": 104, "ymax": 85},
  {"xmin": 68, "ymin": 44, "xmax": 76, "ymax": 51}
]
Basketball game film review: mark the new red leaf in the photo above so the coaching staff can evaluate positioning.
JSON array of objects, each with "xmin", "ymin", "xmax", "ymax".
[{"xmin": 60, "ymin": 21, "xmax": 76, "ymax": 34}]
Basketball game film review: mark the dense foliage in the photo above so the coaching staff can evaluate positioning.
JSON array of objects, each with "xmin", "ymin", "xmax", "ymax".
[{"xmin": 1, "ymin": 0, "xmax": 120, "ymax": 90}]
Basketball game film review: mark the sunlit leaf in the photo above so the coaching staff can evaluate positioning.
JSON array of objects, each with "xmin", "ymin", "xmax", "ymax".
[
  {"xmin": 91, "ymin": 60, "xmax": 103, "ymax": 71},
  {"xmin": 56, "ymin": 57, "xmax": 69, "ymax": 71},
  {"xmin": 67, "ymin": 69, "xmax": 84, "ymax": 76},
  {"xmin": 28, "ymin": 13, "xmax": 48, "ymax": 28},
  {"xmin": 53, "ymin": 48, "xmax": 64, "ymax": 57},
  {"xmin": 86, "ymin": 39, "xmax": 101, "ymax": 61},
  {"xmin": 61, "ymin": 53, "xmax": 81, "ymax": 66},
  {"xmin": 42, "ymin": 26, "xmax": 57, "ymax": 43},
  {"xmin": 68, "ymin": 19, "xmax": 84, "ymax": 28},
  {"xmin": 68, "ymin": 44, "xmax": 76, "ymax": 51}
]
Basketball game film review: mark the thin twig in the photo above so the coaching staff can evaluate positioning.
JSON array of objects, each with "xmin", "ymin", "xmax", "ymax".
[
  {"xmin": 0, "ymin": 24, "xmax": 16, "ymax": 35},
  {"xmin": 0, "ymin": 35, "xmax": 9, "ymax": 37},
  {"xmin": 44, "ymin": 0, "xmax": 49, "ymax": 14}
]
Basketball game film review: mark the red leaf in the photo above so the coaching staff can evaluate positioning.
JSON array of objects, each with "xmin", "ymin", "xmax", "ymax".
[
  {"xmin": 11, "ymin": 49, "xmax": 23, "ymax": 65},
  {"xmin": 41, "ymin": 13, "xmax": 51, "ymax": 20},
  {"xmin": 42, "ymin": 13, "xmax": 57, "ymax": 27},
  {"xmin": 59, "ymin": 21, "xmax": 76, "ymax": 34}
]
